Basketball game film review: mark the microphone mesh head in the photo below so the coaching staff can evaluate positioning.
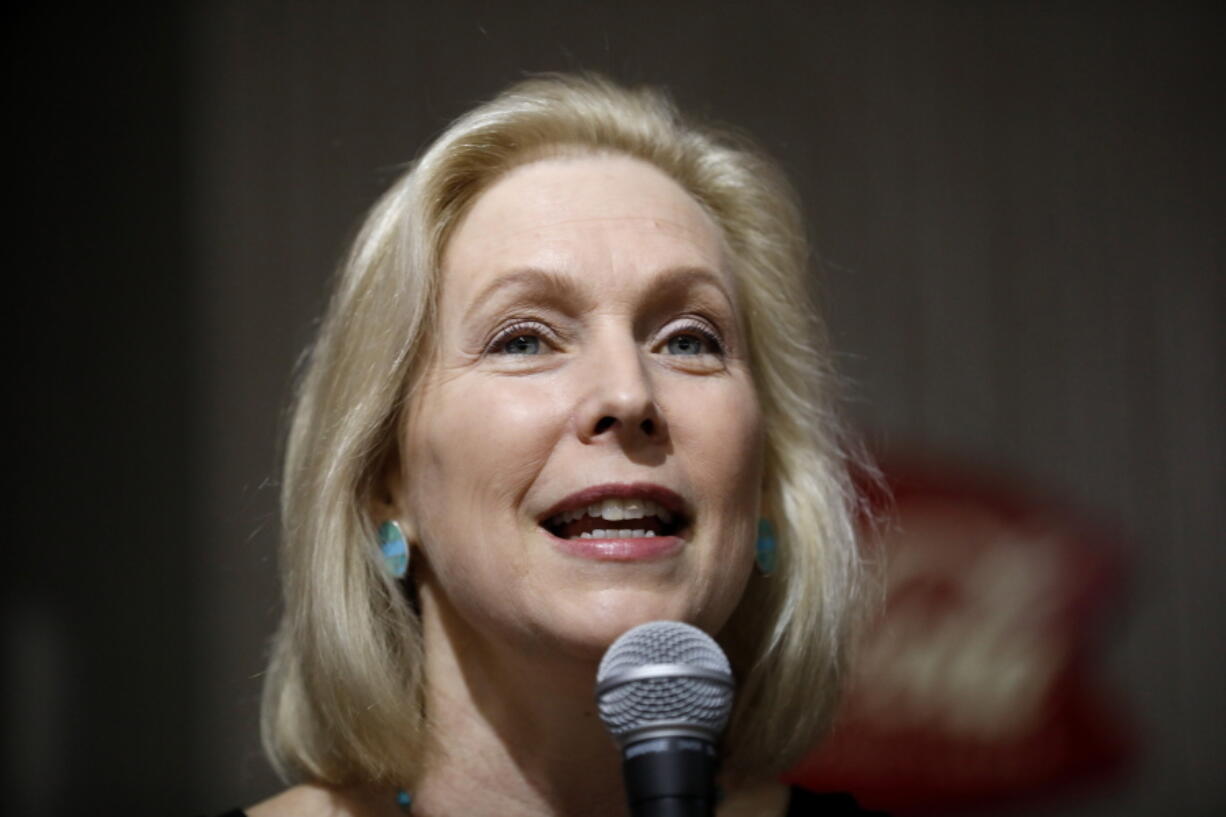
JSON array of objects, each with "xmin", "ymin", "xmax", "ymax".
[{"xmin": 596, "ymin": 621, "xmax": 734, "ymax": 745}]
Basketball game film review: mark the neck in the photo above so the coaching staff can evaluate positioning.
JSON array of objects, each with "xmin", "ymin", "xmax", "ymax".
[{"xmin": 410, "ymin": 582, "xmax": 628, "ymax": 817}]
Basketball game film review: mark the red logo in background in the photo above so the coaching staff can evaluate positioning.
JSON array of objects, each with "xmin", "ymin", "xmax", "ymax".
[{"xmin": 787, "ymin": 457, "xmax": 1132, "ymax": 814}]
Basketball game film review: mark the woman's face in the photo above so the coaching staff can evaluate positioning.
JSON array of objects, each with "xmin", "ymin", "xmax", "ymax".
[{"xmin": 398, "ymin": 154, "xmax": 764, "ymax": 659}]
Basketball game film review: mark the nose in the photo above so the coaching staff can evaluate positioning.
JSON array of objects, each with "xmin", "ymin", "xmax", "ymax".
[{"xmin": 576, "ymin": 333, "xmax": 667, "ymax": 448}]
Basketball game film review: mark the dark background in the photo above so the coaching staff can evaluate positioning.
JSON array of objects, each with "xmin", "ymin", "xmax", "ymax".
[{"xmin": 7, "ymin": 3, "xmax": 1223, "ymax": 815}]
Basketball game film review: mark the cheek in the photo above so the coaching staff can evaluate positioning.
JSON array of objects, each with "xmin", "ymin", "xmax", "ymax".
[
  {"xmin": 404, "ymin": 374, "xmax": 568, "ymax": 552},
  {"xmin": 670, "ymin": 377, "xmax": 764, "ymax": 507},
  {"xmin": 667, "ymin": 377, "xmax": 763, "ymax": 619}
]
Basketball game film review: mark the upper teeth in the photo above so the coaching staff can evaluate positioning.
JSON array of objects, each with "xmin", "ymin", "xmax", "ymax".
[{"xmin": 552, "ymin": 497, "xmax": 674, "ymax": 526}]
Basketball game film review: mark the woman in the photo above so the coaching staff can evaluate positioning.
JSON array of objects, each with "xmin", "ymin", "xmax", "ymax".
[{"xmin": 243, "ymin": 74, "xmax": 872, "ymax": 817}]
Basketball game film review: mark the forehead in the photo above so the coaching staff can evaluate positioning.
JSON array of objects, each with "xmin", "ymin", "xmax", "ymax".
[{"xmin": 440, "ymin": 154, "xmax": 728, "ymax": 305}]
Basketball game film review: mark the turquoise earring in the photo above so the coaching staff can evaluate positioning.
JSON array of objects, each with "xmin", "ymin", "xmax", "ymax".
[
  {"xmin": 755, "ymin": 519, "xmax": 777, "ymax": 576},
  {"xmin": 379, "ymin": 520, "xmax": 410, "ymax": 579}
]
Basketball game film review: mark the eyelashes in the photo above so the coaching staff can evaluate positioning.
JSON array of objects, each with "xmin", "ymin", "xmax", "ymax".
[
  {"xmin": 664, "ymin": 318, "xmax": 724, "ymax": 356},
  {"xmin": 486, "ymin": 320, "xmax": 556, "ymax": 355},
  {"xmin": 483, "ymin": 315, "xmax": 727, "ymax": 358}
]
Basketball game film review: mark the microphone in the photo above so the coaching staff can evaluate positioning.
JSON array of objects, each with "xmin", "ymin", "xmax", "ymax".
[{"xmin": 596, "ymin": 621, "xmax": 735, "ymax": 817}]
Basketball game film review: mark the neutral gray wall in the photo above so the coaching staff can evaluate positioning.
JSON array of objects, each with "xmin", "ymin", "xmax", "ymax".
[
  {"xmin": 189, "ymin": 4, "xmax": 1223, "ymax": 814},
  {"xmin": 192, "ymin": 3, "xmax": 1222, "ymax": 814},
  {"xmin": 7, "ymin": 3, "xmax": 1220, "ymax": 816}
]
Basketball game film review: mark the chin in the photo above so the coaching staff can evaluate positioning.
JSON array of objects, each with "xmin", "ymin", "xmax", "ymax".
[{"xmin": 538, "ymin": 584, "xmax": 733, "ymax": 661}]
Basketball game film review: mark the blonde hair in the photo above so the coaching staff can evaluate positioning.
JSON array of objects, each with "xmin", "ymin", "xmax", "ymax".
[{"xmin": 262, "ymin": 73, "xmax": 865, "ymax": 787}]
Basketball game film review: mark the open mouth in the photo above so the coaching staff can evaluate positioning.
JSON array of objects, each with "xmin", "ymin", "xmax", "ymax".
[{"xmin": 542, "ymin": 496, "xmax": 688, "ymax": 540}]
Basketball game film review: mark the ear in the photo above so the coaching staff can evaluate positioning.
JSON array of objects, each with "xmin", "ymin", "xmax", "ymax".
[
  {"xmin": 757, "ymin": 469, "xmax": 773, "ymax": 517},
  {"xmin": 369, "ymin": 442, "xmax": 416, "ymax": 539}
]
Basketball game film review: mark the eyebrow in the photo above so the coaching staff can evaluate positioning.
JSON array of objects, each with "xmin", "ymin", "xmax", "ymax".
[
  {"xmin": 466, "ymin": 265, "xmax": 734, "ymax": 316},
  {"xmin": 643, "ymin": 266, "xmax": 735, "ymax": 307},
  {"xmin": 468, "ymin": 267, "xmax": 583, "ymax": 314}
]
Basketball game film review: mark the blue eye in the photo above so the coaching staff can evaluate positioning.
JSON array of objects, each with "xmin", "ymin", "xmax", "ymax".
[
  {"xmin": 501, "ymin": 334, "xmax": 542, "ymax": 354},
  {"xmin": 663, "ymin": 320, "xmax": 723, "ymax": 357},
  {"xmin": 487, "ymin": 320, "xmax": 553, "ymax": 356},
  {"xmin": 666, "ymin": 334, "xmax": 707, "ymax": 355}
]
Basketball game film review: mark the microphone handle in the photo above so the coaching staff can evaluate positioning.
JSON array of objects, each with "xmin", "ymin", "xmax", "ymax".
[
  {"xmin": 629, "ymin": 798, "xmax": 716, "ymax": 817},
  {"xmin": 622, "ymin": 735, "xmax": 719, "ymax": 817}
]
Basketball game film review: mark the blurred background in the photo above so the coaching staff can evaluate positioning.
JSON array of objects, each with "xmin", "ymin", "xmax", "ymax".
[{"xmin": 7, "ymin": 2, "xmax": 1222, "ymax": 815}]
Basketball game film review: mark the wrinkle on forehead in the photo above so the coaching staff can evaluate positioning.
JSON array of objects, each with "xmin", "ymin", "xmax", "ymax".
[
  {"xmin": 491, "ymin": 213, "xmax": 709, "ymax": 243},
  {"xmin": 423, "ymin": 152, "xmax": 752, "ymax": 385},
  {"xmin": 441, "ymin": 154, "xmax": 723, "ymax": 273}
]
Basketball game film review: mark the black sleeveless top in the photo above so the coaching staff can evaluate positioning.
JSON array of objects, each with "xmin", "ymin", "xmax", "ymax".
[
  {"xmin": 786, "ymin": 788, "xmax": 888, "ymax": 815},
  {"xmin": 210, "ymin": 787, "xmax": 886, "ymax": 815}
]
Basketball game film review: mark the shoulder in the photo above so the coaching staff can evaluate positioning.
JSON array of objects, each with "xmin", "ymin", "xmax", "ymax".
[
  {"xmin": 247, "ymin": 783, "xmax": 395, "ymax": 817},
  {"xmin": 247, "ymin": 785, "xmax": 336, "ymax": 817}
]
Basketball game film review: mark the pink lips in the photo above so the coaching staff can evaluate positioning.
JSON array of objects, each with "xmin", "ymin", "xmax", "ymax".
[
  {"xmin": 538, "ymin": 482, "xmax": 688, "ymax": 522},
  {"xmin": 549, "ymin": 531, "xmax": 686, "ymax": 562},
  {"xmin": 539, "ymin": 482, "xmax": 689, "ymax": 562}
]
